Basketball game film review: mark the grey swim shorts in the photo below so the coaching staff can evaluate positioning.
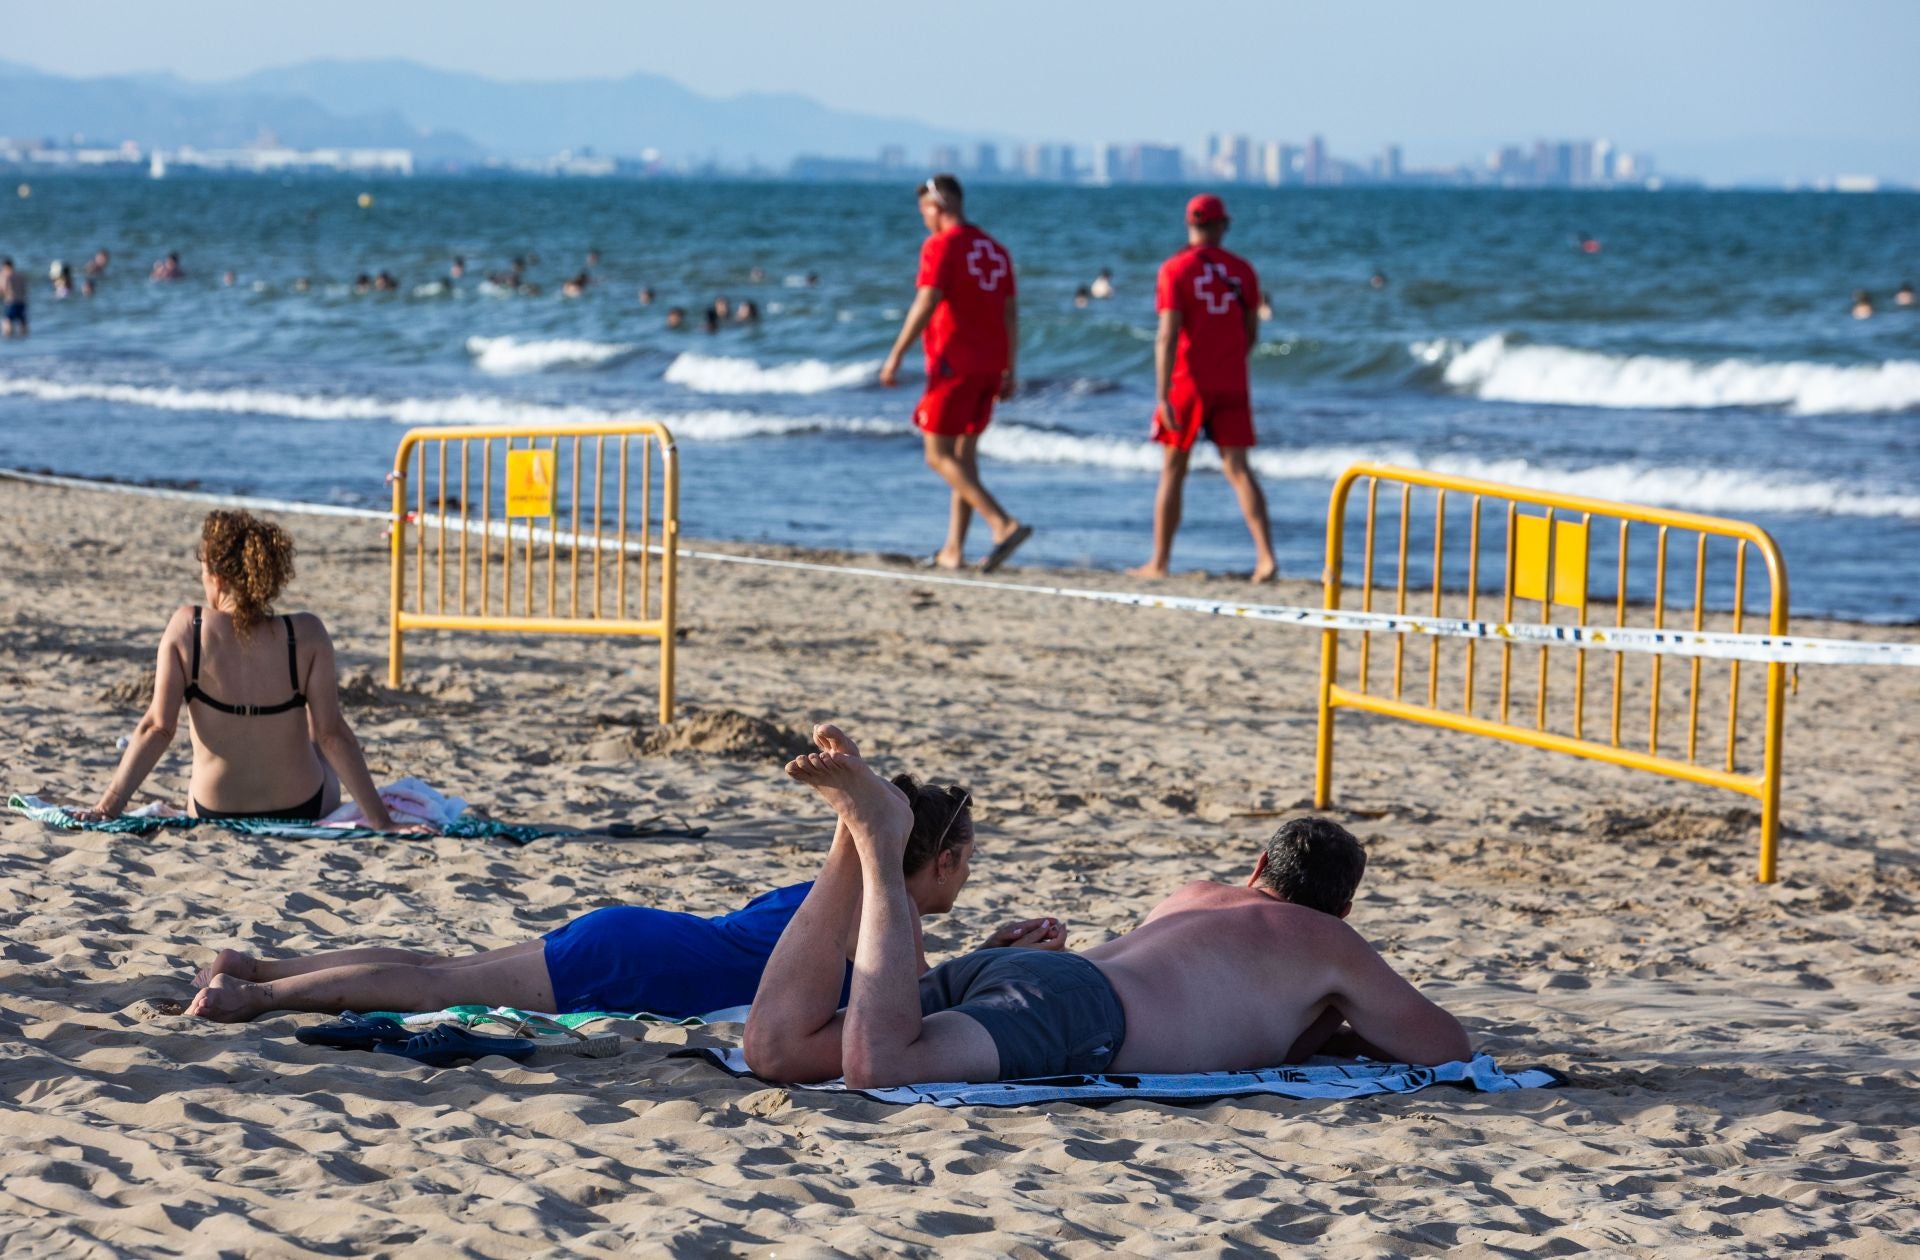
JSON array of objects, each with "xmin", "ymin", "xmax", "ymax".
[{"xmin": 918, "ymin": 949, "xmax": 1127, "ymax": 1080}]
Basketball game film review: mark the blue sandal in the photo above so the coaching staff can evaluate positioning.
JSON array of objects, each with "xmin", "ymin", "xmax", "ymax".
[
  {"xmin": 376, "ymin": 1023, "xmax": 538, "ymax": 1067},
  {"xmin": 295, "ymin": 1012, "xmax": 411, "ymax": 1051}
]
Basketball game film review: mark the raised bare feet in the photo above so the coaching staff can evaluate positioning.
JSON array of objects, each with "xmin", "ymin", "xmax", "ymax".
[
  {"xmin": 193, "ymin": 947, "xmax": 259, "ymax": 989},
  {"xmin": 185, "ymin": 973, "xmax": 273, "ymax": 1023},
  {"xmin": 811, "ymin": 723, "xmax": 863, "ymax": 758},
  {"xmin": 784, "ymin": 748, "xmax": 913, "ymax": 869}
]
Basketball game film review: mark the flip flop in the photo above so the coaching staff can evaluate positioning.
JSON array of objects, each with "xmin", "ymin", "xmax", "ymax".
[
  {"xmin": 295, "ymin": 1011, "xmax": 411, "ymax": 1051},
  {"xmin": 979, "ymin": 525, "xmax": 1033, "ymax": 574},
  {"xmin": 376, "ymin": 1023, "xmax": 538, "ymax": 1067},
  {"xmin": 478, "ymin": 1010, "xmax": 625, "ymax": 1059}
]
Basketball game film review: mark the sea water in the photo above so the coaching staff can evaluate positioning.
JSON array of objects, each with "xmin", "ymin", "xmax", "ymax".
[{"xmin": 1, "ymin": 176, "xmax": 1915, "ymax": 619}]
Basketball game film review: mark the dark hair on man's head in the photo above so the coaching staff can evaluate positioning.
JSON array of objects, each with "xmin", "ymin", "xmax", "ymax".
[
  {"xmin": 891, "ymin": 773, "xmax": 972, "ymax": 876},
  {"xmin": 919, "ymin": 173, "xmax": 964, "ymax": 209},
  {"xmin": 1258, "ymin": 817, "xmax": 1366, "ymax": 915}
]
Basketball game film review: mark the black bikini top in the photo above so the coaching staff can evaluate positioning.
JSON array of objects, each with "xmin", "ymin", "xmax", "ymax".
[{"xmin": 182, "ymin": 606, "xmax": 307, "ymax": 717}]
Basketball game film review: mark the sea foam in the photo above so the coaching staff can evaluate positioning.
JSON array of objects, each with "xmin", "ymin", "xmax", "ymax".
[
  {"xmin": 466, "ymin": 335, "xmax": 637, "ymax": 374},
  {"xmin": 1417, "ymin": 335, "xmax": 1920, "ymax": 415},
  {"xmin": 663, "ymin": 352, "xmax": 877, "ymax": 394}
]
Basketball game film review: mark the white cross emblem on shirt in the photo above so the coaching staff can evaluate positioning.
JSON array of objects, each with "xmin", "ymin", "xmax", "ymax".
[
  {"xmin": 1194, "ymin": 262, "xmax": 1234, "ymax": 315},
  {"xmin": 966, "ymin": 238, "xmax": 1008, "ymax": 291}
]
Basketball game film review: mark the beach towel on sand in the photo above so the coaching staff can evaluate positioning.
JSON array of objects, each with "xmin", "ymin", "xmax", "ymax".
[
  {"xmin": 8, "ymin": 777, "xmax": 555, "ymax": 845},
  {"xmin": 679, "ymin": 1046, "xmax": 1565, "ymax": 1108},
  {"xmin": 370, "ymin": 1003, "xmax": 754, "ymax": 1030}
]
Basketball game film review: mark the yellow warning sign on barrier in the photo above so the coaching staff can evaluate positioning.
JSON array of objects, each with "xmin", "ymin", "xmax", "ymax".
[{"xmin": 505, "ymin": 448, "xmax": 556, "ymax": 518}]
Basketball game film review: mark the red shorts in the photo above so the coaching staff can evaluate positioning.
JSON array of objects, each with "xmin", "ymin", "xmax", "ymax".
[
  {"xmin": 915, "ymin": 372, "xmax": 1000, "ymax": 437},
  {"xmin": 1154, "ymin": 381, "xmax": 1255, "ymax": 451}
]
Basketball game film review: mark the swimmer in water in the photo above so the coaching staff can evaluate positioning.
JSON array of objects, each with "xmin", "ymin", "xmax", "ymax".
[
  {"xmin": 151, "ymin": 252, "xmax": 184, "ymax": 282},
  {"xmin": 749, "ymin": 266, "xmax": 766, "ymax": 283},
  {"xmin": 703, "ymin": 308, "xmax": 721, "ymax": 334},
  {"xmin": 735, "ymin": 298, "xmax": 761, "ymax": 324},
  {"xmin": 293, "ymin": 277, "xmax": 311, "ymax": 293},
  {"xmin": 81, "ymin": 277, "xmax": 96, "ymax": 298},
  {"xmin": 1852, "ymin": 290, "xmax": 1874, "ymax": 320},
  {"xmin": 1897, "ymin": 281, "xmax": 1915, "ymax": 308},
  {"xmin": 353, "ymin": 274, "xmax": 373, "ymax": 295},
  {"xmin": 374, "ymin": 272, "xmax": 398, "ymax": 292},
  {"xmin": 85, "ymin": 249, "xmax": 110, "ymax": 278},
  {"xmin": 586, "ymin": 248, "xmax": 601, "ymax": 269},
  {"xmin": 712, "ymin": 296, "xmax": 731, "ymax": 321},
  {"xmin": 1577, "ymin": 233, "xmax": 1602, "ymax": 255},
  {"xmin": 450, "ymin": 256, "xmax": 465, "ymax": 280},
  {"xmin": 1369, "ymin": 270, "xmax": 1388, "ymax": 289},
  {"xmin": 562, "ymin": 272, "xmax": 590, "ymax": 299},
  {"xmin": 1, "ymin": 257, "xmax": 26, "ymax": 337},
  {"xmin": 222, "ymin": 270, "xmax": 237, "ymax": 287},
  {"xmin": 638, "ymin": 286, "xmax": 655, "ymax": 306},
  {"xmin": 666, "ymin": 306, "xmax": 687, "ymax": 330},
  {"xmin": 1090, "ymin": 268, "xmax": 1114, "ymax": 300},
  {"xmin": 1073, "ymin": 285, "xmax": 1092, "ymax": 309},
  {"xmin": 50, "ymin": 262, "xmax": 72, "ymax": 298}
]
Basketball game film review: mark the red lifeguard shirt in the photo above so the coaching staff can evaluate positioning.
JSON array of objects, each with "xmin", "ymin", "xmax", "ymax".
[
  {"xmin": 916, "ymin": 223, "xmax": 1015, "ymax": 378},
  {"xmin": 1156, "ymin": 245, "xmax": 1259, "ymax": 396}
]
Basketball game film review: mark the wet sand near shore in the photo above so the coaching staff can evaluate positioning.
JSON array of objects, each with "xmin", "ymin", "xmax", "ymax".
[{"xmin": 3, "ymin": 476, "xmax": 1918, "ymax": 1255}]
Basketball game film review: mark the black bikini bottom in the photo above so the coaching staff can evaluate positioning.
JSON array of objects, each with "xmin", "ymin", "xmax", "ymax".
[{"xmin": 192, "ymin": 783, "xmax": 327, "ymax": 822}]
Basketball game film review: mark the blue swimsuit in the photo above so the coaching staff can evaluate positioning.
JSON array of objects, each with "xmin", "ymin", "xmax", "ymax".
[{"xmin": 542, "ymin": 881, "xmax": 843, "ymax": 1017}]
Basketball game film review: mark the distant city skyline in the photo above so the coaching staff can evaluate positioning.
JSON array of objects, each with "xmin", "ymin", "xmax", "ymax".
[{"xmin": 5, "ymin": 1, "xmax": 1917, "ymax": 183}]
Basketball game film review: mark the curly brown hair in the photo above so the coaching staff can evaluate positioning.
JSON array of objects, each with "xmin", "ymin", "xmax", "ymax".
[{"xmin": 198, "ymin": 510, "xmax": 295, "ymax": 634}]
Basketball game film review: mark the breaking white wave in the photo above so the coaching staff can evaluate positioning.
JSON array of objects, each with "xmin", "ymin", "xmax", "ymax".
[
  {"xmin": 979, "ymin": 425, "xmax": 1920, "ymax": 520},
  {"xmin": 663, "ymin": 352, "xmax": 877, "ymax": 394},
  {"xmin": 1416, "ymin": 335, "xmax": 1920, "ymax": 415},
  {"xmin": 466, "ymin": 335, "xmax": 636, "ymax": 374},
  {"xmin": 0, "ymin": 374, "xmax": 903, "ymax": 443}
]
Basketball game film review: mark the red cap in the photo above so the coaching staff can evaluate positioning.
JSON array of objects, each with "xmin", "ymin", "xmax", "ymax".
[{"xmin": 1186, "ymin": 193, "xmax": 1228, "ymax": 225}]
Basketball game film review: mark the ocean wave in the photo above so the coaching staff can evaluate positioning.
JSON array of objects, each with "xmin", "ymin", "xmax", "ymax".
[
  {"xmin": 0, "ymin": 374, "xmax": 904, "ymax": 442},
  {"xmin": 662, "ymin": 352, "xmax": 877, "ymax": 394},
  {"xmin": 978, "ymin": 425, "xmax": 1920, "ymax": 520},
  {"xmin": 1417, "ymin": 334, "xmax": 1920, "ymax": 415},
  {"xmin": 466, "ymin": 335, "xmax": 637, "ymax": 374}
]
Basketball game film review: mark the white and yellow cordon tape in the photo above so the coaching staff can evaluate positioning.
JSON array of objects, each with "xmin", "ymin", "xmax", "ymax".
[{"xmin": 6, "ymin": 467, "xmax": 1917, "ymax": 670}]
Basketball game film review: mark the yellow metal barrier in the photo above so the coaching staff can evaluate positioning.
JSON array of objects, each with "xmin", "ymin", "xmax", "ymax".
[
  {"xmin": 387, "ymin": 422, "xmax": 679, "ymax": 723},
  {"xmin": 1314, "ymin": 462, "xmax": 1789, "ymax": 882}
]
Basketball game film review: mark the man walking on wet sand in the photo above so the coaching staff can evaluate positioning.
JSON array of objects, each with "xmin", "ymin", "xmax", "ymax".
[
  {"xmin": 1131, "ymin": 194, "xmax": 1278, "ymax": 583},
  {"xmin": 745, "ymin": 739, "xmax": 1469, "ymax": 1088},
  {"xmin": 880, "ymin": 174, "xmax": 1032, "ymax": 573}
]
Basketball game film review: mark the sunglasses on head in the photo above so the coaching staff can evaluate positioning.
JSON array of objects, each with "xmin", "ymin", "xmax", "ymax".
[
  {"xmin": 933, "ymin": 789, "xmax": 971, "ymax": 849},
  {"xmin": 921, "ymin": 178, "xmax": 948, "ymax": 207}
]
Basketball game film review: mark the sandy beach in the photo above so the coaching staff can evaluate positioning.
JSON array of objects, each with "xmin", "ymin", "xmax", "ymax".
[{"xmin": 3, "ymin": 473, "xmax": 1918, "ymax": 1256}]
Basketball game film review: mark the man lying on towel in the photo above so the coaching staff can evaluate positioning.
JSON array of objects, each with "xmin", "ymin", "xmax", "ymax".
[
  {"xmin": 186, "ymin": 725, "xmax": 1064, "ymax": 1022},
  {"xmin": 744, "ymin": 743, "xmax": 1469, "ymax": 1087}
]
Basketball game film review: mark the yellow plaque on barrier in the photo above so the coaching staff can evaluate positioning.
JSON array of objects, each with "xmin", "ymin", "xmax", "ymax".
[
  {"xmin": 1554, "ymin": 519, "xmax": 1588, "ymax": 609},
  {"xmin": 506, "ymin": 448, "xmax": 556, "ymax": 518},
  {"xmin": 1515, "ymin": 515, "xmax": 1551, "ymax": 602}
]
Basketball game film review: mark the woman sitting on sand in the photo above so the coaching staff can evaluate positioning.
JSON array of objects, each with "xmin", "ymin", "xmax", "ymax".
[
  {"xmin": 188, "ymin": 725, "xmax": 1065, "ymax": 1022},
  {"xmin": 84, "ymin": 509, "xmax": 402, "ymax": 830}
]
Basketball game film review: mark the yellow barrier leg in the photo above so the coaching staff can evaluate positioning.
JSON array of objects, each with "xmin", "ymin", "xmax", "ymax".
[
  {"xmin": 1758, "ymin": 660, "xmax": 1787, "ymax": 883},
  {"xmin": 388, "ymin": 468, "xmax": 407, "ymax": 687},
  {"xmin": 1315, "ymin": 630, "xmax": 1336, "ymax": 808}
]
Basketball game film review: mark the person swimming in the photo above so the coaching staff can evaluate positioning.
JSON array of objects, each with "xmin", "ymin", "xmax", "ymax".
[
  {"xmin": 80, "ymin": 510, "xmax": 404, "ymax": 829},
  {"xmin": 184, "ymin": 724, "xmax": 1066, "ymax": 1022},
  {"xmin": 150, "ymin": 252, "xmax": 184, "ymax": 281},
  {"xmin": 735, "ymin": 298, "xmax": 761, "ymax": 324},
  {"xmin": 666, "ymin": 306, "xmax": 686, "ymax": 330},
  {"xmin": 1853, "ymin": 289, "xmax": 1875, "ymax": 319},
  {"xmin": 1089, "ymin": 268, "xmax": 1114, "ymax": 300},
  {"xmin": 1073, "ymin": 285, "xmax": 1092, "ymax": 309},
  {"xmin": 1896, "ymin": 281, "xmax": 1915, "ymax": 308}
]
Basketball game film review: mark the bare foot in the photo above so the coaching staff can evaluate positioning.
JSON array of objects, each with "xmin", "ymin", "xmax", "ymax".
[
  {"xmin": 185, "ymin": 973, "xmax": 272, "ymax": 1023},
  {"xmin": 1127, "ymin": 563, "xmax": 1169, "ymax": 580},
  {"xmin": 812, "ymin": 723, "xmax": 863, "ymax": 758},
  {"xmin": 933, "ymin": 548, "xmax": 965, "ymax": 571},
  {"xmin": 1250, "ymin": 561, "xmax": 1279, "ymax": 585},
  {"xmin": 193, "ymin": 948, "xmax": 259, "ymax": 989},
  {"xmin": 784, "ymin": 750, "xmax": 913, "ymax": 869}
]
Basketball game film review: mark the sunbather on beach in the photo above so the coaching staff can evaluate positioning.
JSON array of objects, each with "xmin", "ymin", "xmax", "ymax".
[
  {"xmin": 745, "ymin": 747, "xmax": 1469, "ymax": 1087},
  {"xmin": 187, "ymin": 725, "xmax": 1065, "ymax": 1022},
  {"xmin": 80, "ymin": 510, "xmax": 402, "ymax": 829}
]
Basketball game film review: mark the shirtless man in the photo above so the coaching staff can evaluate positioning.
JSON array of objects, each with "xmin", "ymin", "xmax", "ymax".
[
  {"xmin": 745, "ymin": 748, "xmax": 1467, "ymax": 1087},
  {"xmin": 1, "ymin": 257, "xmax": 26, "ymax": 338}
]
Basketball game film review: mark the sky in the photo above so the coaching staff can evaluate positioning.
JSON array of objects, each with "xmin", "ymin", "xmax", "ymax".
[{"xmin": 8, "ymin": 0, "xmax": 1919, "ymax": 180}]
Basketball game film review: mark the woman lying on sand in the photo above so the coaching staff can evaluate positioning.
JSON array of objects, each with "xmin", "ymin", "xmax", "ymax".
[
  {"xmin": 187, "ymin": 724, "xmax": 1065, "ymax": 1022},
  {"xmin": 82, "ymin": 510, "xmax": 401, "ymax": 829}
]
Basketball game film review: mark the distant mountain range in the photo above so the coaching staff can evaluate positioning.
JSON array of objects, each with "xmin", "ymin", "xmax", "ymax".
[{"xmin": 0, "ymin": 58, "xmax": 991, "ymax": 168}]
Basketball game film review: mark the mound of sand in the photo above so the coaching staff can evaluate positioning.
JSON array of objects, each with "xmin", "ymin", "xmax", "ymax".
[{"xmin": 641, "ymin": 707, "xmax": 813, "ymax": 761}]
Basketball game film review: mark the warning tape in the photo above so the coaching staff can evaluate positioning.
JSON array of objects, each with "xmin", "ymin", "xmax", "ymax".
[{"xmin": 6, "ymin": 467, "xmax": 1917, "ymax": 669}]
